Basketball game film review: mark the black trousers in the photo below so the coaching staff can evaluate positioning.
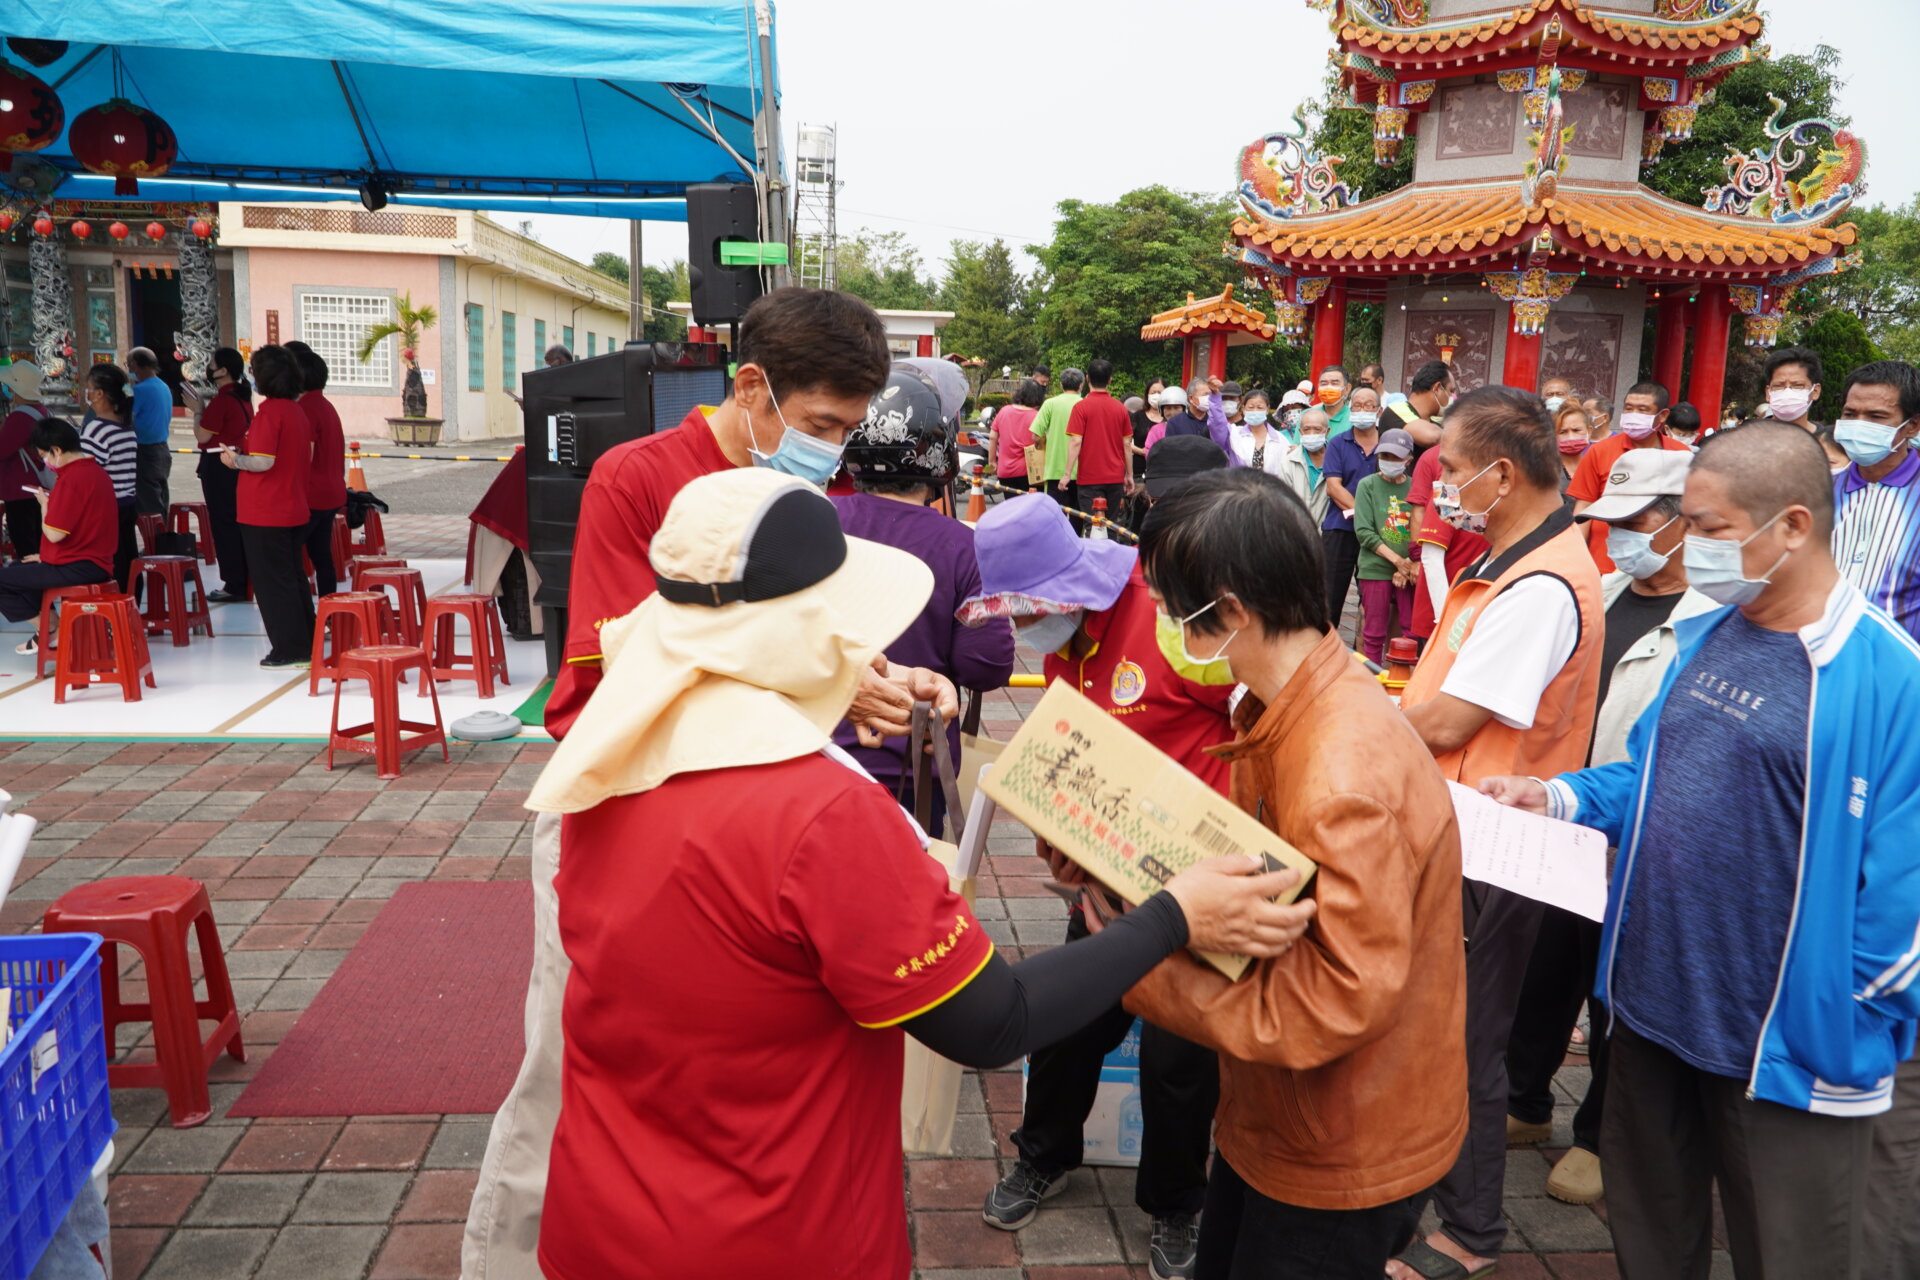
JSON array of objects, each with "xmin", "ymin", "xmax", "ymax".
[
  {"xmin": 135, "ymin": 441, "xmax": 172, "ymax": 516},
  {"xmin": 1425, "ymin": 883, "xmax": 1546, "ymax": 1258},
  {"xmin": 1507, "ymin": 904, "xmax": 1609, "ymax": 1153},
  {"xmin": 240, "ymin": 523, "xmax": 314, "ymax": 662},
  {"xmin": 1322, "ymin": 527, "xmax": 1360, "ymax": 640},
  {"xmin": 997, "ymin": 475, "xmax": 1031, "ymax": 494},
  {"xmin": 112, "ymin": 501, "xmax": 137, "ymax": 591},
  {"xmin": 4, "ymin": 497, "xmax": 42, "ymax": 560},
  {"xmin": 1604, "ymin": 1022, "xmax": 1873, "ymax": 1280},
  {"xmin": 197, "ymin": 457, "xmax": 248, "ymax": 593},
  {"xmin": 1013, "ymin": 909, "xmax": 1218, "ymax": 1216},
  {"xmin": 0, "ymin": 558, "xmax": 112, "ymax": 623},
  {"xmin": 1198, "ymin": 1155, "xmax": 1422, "ymax": 1280},
  {"xmin": 304, "ymin": 507, "xmax": 342, "ymax": 597},
  {"xmin": 1867, "ymin": 1055, "xmax": 1920, "ymax": 1280},
  {"xmin": 1078, "ymin": 482, "xmax": 1128, "ymax": 529}
]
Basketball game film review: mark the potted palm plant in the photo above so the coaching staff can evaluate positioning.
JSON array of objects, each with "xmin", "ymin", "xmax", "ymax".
[{"xmin": 360, "ymin": 291, "xmax": 442, "ymax": 446}]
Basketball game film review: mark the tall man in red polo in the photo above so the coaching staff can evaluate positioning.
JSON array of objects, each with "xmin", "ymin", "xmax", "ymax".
[
  {"xmin": 1566, "ymin": 380, "xmax": 1692, "ymax": 571},
  {"xmin": 465, "ymin": 288, "xmax": 951, "ymax": 1280},
  {"xmin": 960, "ymin": 484, "xmax": 1232, "ymax": 1280},
  {"xmin": 1067, "ymin": 358, "xmax": 1135, "ymax": 524}
]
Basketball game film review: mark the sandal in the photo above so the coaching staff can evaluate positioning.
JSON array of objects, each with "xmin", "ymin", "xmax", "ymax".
[
  {"xmin": 1390, "ymin": 1238, "xmax": 1497, "ymax": 1280},
  {"xmin": 14, "ymin": 635, "xmax": 37, "ymax": 656}
]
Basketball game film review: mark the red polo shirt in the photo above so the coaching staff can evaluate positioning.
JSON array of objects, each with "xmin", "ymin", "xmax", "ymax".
[
  {"xmin": 300, "ymin": 390, "xmax": 348, "ymax": 511},
  {"xmin": 545, "ymin": 408, "xmax": 734, "ymax": 739},
  {"xmin": 541, "ymin": 754, "xmax": 991, "ymax": 1280},
  {"xmin": 40, "ymin": 456, "xmax": 117, "ymax": 574},
  {"xmin": 1042, "ymin": 568, "xmax": 1233, "ymax": 794},
  {"xmin": 237, "ymin": 398, "xmax": 315, "ymax": 528},
  {"xmin": 199, "ymin": 384, "xmax": 252, "ymax": 451},
  {"xmin": 1565, "ymin": 431, "xmax": 1692, "ymax": 571},
  {"xmin": 1067, "ymin": 389, "xmax": 1135, "ymax": 486}
]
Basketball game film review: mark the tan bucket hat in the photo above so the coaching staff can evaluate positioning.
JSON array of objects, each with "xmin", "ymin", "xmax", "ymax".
[
  {"xmin": 0, "ymin": 359, "xmax": 45, "ymax": 402},
  {"xmin": 528, "ymin": 467, "xmax": 934, "ymax": 813}
]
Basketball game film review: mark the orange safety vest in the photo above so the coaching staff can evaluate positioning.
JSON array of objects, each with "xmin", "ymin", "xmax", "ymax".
[{"xmin": 1401, "ymin": 507, "xmax": 1604, "ymax": 786}]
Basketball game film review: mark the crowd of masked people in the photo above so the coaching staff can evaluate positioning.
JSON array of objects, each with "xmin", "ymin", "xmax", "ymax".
[
  {"xmin": 0, "ymin": 342, "xmax": 349, "ymax": 668},
  {"xmin": 138, "ymin": 285, "xmax": 1874, "ymax": 1280}
]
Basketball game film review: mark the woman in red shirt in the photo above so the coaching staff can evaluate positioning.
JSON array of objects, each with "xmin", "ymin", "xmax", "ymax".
[
  {"xmin": 223, "ymin": 345, "xmax": 316, "ymax": 668},
  {"xmin": 286, "ymin": 341, "xmax": 348, "ymax": 595},
  {"xmin": 0, "ymin": 418, "xmax": 116, "ymax": 644},
  {"xmin": 988, "ymin": 377, "xmax": 1044, "ymax": 492},
  {"xmin": 188, "ymin": 348, "xmax": 254, "ymax": 601}
]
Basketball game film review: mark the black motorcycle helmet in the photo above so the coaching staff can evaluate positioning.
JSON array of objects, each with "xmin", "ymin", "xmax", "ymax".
[{"xmin": 842, "ymin": 364, "xmax": 957, "ymax": 485}]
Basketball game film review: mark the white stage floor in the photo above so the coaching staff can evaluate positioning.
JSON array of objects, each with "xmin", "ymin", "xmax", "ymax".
[{"xmin": 0, "ymin": 559, "xmax": 552, "ymax": 741}]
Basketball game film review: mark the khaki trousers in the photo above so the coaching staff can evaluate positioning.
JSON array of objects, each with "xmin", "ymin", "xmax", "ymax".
[{"xmin": 461, "ymin": 810, "xmax": 566, "ymax": 1279}]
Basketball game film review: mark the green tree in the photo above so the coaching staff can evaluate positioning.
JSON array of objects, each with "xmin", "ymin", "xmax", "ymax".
[
  {"xmin": 836, "ymin": 230, "xmax": 943, "ymax": 310},
  {"xmin": 1798, "ymin": 310, "xmax": 1883, "ymax": 422},
  {"xmin": 1814, "ymin": 198, "xmax": 1920, "ymax": 363},
  {"xmin": 1305, "ymin": 64, "xmax": 1413, "ymax": 204},
  {"xmin": 1641, "ymin": 47, "xmax": 1846, "ymax": 206},
  {"xmin": 937, "ymin": 239, "xmax": 1039, "ymax": 375},
  {"xmin": 587, "ymin": 252, "xmax": 689, "ymax": 339},
  {"xmin": 589, "ymin": 250, "xmax": 629, "ymax": 283}
]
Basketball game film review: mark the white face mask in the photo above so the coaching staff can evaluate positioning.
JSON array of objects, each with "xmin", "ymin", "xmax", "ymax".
[
  {"xmin": 1544, "ymin": 396, "xmax": 1566, "ymax": 413},
  {"xmin": 1147, "ymin": 392, "xmax": 1164, "ymax": 408},
  {"xmin": 1021, "ymin": 610, "xmax": 1083, "ymax": 655},
  {"xmin": 1349, "ymin": 411, "xmax": 1379, "ymax": 431},
  {"xmin": 1221, "ymin": 400, "xmax": 1239, "ymax": 416},
  {"xmin": 1300, "ymin": 432, "xmax": 1328, "ymax": 452},
  {"xmin": 1767, "ymin": 387, "xmax": 1815, "ymax": 421},
  {"xmin": 1683, "ymin": 510, "xmax": 1790, "ymax": 608}
]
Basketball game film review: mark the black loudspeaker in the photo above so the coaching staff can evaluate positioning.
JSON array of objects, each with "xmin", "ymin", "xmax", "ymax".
[
  {"xmin": 686, "ymin": 181, "xmax": 764, "ymax": 326},
  {"xmin": 521, "ymin": 341, "xmax": 729, "ymax": 673}
]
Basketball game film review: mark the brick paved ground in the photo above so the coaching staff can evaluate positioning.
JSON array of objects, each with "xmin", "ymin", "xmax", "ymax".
[{"xmin": 0, "ymin": 517, "xmax": 1692, "ymax": 1279}]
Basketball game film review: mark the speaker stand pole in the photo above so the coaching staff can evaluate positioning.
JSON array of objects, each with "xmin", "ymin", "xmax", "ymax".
[
  {"xmin": 755, "ymin": 0, "xmax": 791, "ymax": 288},
  {"xmin": 629, "ymin": 219, "xmax": 645, "ymax": 343}
]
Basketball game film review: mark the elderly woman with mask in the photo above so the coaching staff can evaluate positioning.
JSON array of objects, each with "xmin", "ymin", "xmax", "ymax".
[{"xmin": 528, "ymin": 468, "xmax": 1312, "ymax": 1280}]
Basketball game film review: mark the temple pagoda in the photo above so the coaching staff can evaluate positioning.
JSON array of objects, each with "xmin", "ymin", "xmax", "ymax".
[
  {"xmin": 1140, "ymin": 285, "xmax": 1280, "ymax": 385},
  {"xmin": 1229, "ymin": 0, "xmax": 1865, "ymax": 425}
]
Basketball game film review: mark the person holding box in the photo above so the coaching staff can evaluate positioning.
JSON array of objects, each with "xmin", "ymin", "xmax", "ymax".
[
  {"xmin": 526, "ymin": 467, "xmax": 1311, "ymax": 1280},
  {"xmin": 1124, "ymin": 467, "xmax": 1467, "ymax": 1279}
]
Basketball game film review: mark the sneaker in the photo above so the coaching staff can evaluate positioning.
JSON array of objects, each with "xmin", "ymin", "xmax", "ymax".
[
  {"xmin": 1546, "ymin": 1147, "xmax": 1603, "ymax": 1205},
  {"xmin": 981, "ymin": 1160, "xmax": 1064, "ymax": 1230},
  {"xmin": 1149, "ymin": 1212, "xmax": 1200, "ymax": 1280},
  {"xmin": 14, "ymin": 635, "xmax": 37, "ymax": 656},
  {"xmin": 1506, "ymin": 1114, "xmax": 1553, "ymax": 1146}
]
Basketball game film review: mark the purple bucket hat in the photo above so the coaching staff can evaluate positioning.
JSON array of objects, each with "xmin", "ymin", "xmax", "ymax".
[{"xmin": 956, "ymin": 492, "xmax": 1137, "ymax": 626}]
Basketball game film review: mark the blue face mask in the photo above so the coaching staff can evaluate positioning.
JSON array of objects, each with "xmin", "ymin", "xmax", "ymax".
[
  {"xmin": 1833, "ymin": 418, "xmax": 1909, "ymax": 468},
  {"xmin": 1607, "ymin": 515, "xmax": 1678, "ymax": 581},
  {"xmin": 748, "ymin": 386, "xmax": 845, "ymax": 487},
  {"xmin": 1243, "ymin": 410, "xmax": 1269, "ymax": 428},
  {"xmin": 1682, "ymin": 509, "xmax": 1789, "ymax": 607}
]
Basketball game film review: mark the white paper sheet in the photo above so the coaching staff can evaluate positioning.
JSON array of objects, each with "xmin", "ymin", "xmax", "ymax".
[
  {"xmin": 1447, "ymin": 781, "xmax": 1608, "ymax": 921},
  {"xmin": 954, "ymin": 765, "xmax": 996, "ymax": 882}
]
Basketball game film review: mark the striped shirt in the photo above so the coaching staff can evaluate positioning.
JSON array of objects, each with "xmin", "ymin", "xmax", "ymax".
[
  {"xmin": 1834, "ymin": 448, "xmax": 1920, "ymax": 644},
  {"xmin": 80, "ymin": 414, "xmax": 138, "ymax": 504}
]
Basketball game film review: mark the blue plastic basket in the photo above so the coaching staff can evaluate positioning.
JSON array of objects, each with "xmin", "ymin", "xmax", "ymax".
[{"xmin": 0, "ymin": 934, "xmax": 116, "ymax": 1280}]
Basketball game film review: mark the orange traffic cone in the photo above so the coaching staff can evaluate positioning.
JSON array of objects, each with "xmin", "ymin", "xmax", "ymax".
[
  {"xmin": 966, "ymin": 464, "xmax": 986, "ymax": 523},
  {"xmin": 347, "ymin": 439, "xmax": 368, "ymax": 491}
]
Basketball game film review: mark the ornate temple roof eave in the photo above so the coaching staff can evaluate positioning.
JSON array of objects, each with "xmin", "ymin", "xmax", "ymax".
[{"xmin": 1333, "ymin": 0, "xmax": 1765, "ymax": 68}]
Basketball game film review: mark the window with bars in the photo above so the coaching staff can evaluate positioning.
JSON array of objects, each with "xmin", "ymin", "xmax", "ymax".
[
  {"xmin": 501, "ymin": 313, "xmax": 517, "ymax": 391},
  {"xmin": 587, "ymin": 332, "xmax": 596, "ymax": 358},
  {"xmin": 563, "ymin": 325, "xmax": 574, "ymax": 354},
  {"xmin": 466, "ymin": 303, "xmax": 485, "ymax": 392},
  {"xmin": 300, "ymin": 292, "xmax": 395, "ymax": 388},
  {"xmin": 534, "ymin": 318, "xmax": 546, "ymax": 363}
]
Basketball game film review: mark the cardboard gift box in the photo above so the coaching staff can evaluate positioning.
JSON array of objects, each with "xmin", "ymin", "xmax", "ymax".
[{"xmin": 981, "ymin": 681, "xmax": 1316, "ymax": 980}]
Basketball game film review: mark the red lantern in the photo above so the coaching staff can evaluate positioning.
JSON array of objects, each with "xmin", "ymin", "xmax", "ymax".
[
  {"xmin": 32, "ymin": 214, "xmax": 52, "ymax": 237},
  {"xmin": 190, "ymin": 218, "xmax": 212, "ymax": 239},
  {"xmin": 108, "ymin": 221, "xmax": 129, "ymax": 241},
  {"xmin": 0, "ymin": 212, "xmax": 13, "ymax": 233},
  {"xmin": 70, "ymin": 219, "xmax": 91, "ymax": 239},
  {"xmin": 145, "ymin": 220, "xmax": 166, "ymax": 240},
  {"xmin": 0, "ymin": 62, "xmax": 64, "ymax": 168},
  {"xmin": 68, "ymin": 97, "xmax": 178, "ymax": 196}
]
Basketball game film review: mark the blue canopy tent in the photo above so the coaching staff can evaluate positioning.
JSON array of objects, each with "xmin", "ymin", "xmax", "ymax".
[{"xmin": 3, "ymin": 0, "xmax": 783, "ymax": 219}]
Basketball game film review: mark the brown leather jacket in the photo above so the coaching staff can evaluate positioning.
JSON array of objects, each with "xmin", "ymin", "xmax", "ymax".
[{"xmin": 1126, "ymin": 629, "xmax": 1467, "ymax": 1210}]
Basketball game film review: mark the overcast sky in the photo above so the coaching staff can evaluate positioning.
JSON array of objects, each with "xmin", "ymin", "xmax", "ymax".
[{"xmin": 511, "ymin": 0, "xmax": 1917, "ymax": 281}]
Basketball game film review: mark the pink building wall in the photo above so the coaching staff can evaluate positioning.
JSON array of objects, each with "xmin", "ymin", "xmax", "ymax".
[{"xmin": 242, "ymin": 248, "xmax": 445, "ymax": 439}]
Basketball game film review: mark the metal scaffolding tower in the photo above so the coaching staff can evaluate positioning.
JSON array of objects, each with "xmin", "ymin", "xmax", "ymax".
[{"xmin": 792, "ymin": 123, "xmax": 838, "ymax": 290}]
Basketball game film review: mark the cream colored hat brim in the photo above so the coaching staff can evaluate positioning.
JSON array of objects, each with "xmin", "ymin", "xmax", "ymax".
[
  {"xmin": 0, "ymin": 362, "xmax": 44, "ymax": 401},
  {"xmin": 527, "ymin": 534, "xmax": 935, "ymax": 814}
]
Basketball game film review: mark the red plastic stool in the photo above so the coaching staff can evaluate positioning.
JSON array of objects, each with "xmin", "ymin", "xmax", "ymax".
[
  {"xmin": 309, "ymin": 591, "xmax": 398, "ymax": 694},
  {"xmin": 359, "ymin": 566, "xmax": 427, "ymax": 646},
  {"xmin": 134, "ymin": 512, "xmax": 167, "ymax": 557},
  {"xmin": 53, "ymin": 593, "xmax": 155, "ymax": 703},
  {"xmin": 332, "ymin": 511, "xmax": 352, "ymax": 577},
  {"xmin": 350, "ymin": 506, "xmax": 387, "ymax": 556},
  {"xmin": 34, "ymin": 581, "xmax": 117, "ymax": 679},
  {"xmin": 42, "ymin": 876, "xmax": 245, "ymax": 1129},
  {"xmin": 168, "ymin": 501, "xmax": 215, "ymax": 564},
  {"xmin": 327, "ymin": 644, "xmax": 449, "ymax": 779},
  {"xmin": 347, "ymin": 555, "xmax": 408, "ymax": 592},
  {"xmin": 419, "ymin": 593, "xmax": 511, "ymax": 698},
  {"xmin": 130, "ymin": 554, "xmax": 215, "ymax": 647}
]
